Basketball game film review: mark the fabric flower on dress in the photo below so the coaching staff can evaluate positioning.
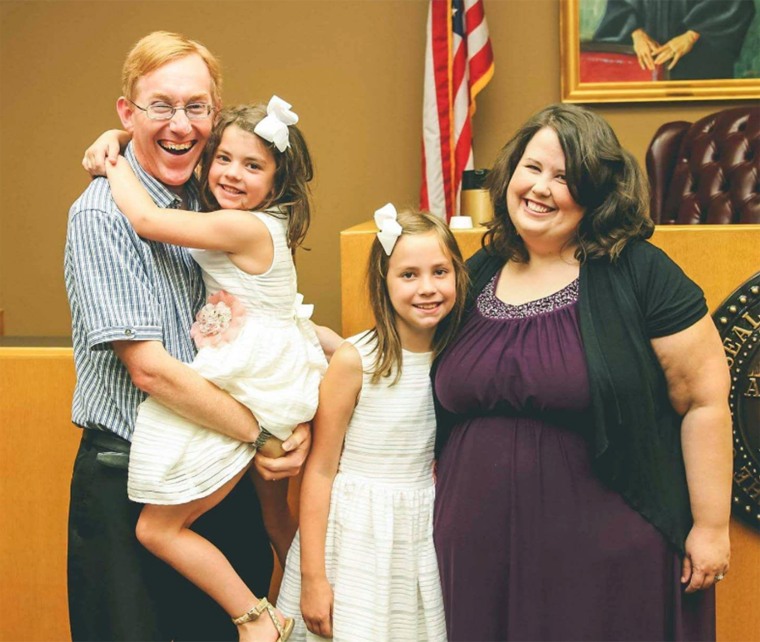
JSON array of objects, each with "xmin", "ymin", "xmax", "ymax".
[{"xmin": 190, "ymin": 291, "xmax": 247, "ymax": 349}]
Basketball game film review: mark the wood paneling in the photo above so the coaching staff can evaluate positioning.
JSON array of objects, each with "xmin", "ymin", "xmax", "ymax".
[
  {"xmin": 0, "ymin": 348, "xmax": 295, "ymax": 641},
  {"xmin": 0, "ymin": 348, "xmax": 78, "ymax": 642},
  {"xmin": 718, "ymin": 519, "xmax": 760, "ymax": 642}
]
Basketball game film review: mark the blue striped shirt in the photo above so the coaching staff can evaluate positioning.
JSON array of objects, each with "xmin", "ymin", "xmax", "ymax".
[{"xmin": 64, "ymin": 143, "xmax": 205, "ymax": 441}]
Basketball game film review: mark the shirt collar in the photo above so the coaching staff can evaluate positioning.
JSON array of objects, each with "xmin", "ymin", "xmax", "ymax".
[{"xmin": 124, "ymin": 143, "xmax": 201, "ymax": 211}]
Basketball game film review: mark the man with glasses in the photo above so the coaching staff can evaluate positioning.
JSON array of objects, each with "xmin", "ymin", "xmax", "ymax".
[{"xmin": 64, "ymin": 31, "xmax": 310, "ymax": 641}]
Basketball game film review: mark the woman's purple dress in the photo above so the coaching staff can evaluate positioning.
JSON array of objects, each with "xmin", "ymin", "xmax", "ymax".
[{"xmin": 433, "ymin": 274, "xmax": 714, "ymax": 641}]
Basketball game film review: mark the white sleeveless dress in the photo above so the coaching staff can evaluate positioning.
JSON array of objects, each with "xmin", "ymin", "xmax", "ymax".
[
  {"xmin": 127, "ymin": 211, "xmax": 327, "ymax": 504},
  {"xmin": 277, "ymin": 332, "xmax": 447, "ymax": 642}
]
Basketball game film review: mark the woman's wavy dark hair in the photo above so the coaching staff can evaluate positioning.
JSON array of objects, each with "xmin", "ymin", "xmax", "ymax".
[
  {"xmin": 198, "ymin": 103, "xmax": 314, "ymax": 249},
  {"xmin": 483, "ymin": 103, "xmax": 653, "ymax": 263},
  {"xmin": 365, "ymin": 209, "xmax": 469, "ymax": 385}
]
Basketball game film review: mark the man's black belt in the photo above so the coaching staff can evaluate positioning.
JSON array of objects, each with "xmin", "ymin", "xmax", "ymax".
[{"xmin": 82, "ymin": 429, "xmax": 131, "ymax": 454}]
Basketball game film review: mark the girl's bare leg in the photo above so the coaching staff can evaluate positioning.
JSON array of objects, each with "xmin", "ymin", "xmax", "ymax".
[
  {"xmin": 136, "ymin": 469, "xmax": 289, "ymax": 641},
  {"xmin": 250, "ymin": 471, "xmax": 297, "ymax": 569}
]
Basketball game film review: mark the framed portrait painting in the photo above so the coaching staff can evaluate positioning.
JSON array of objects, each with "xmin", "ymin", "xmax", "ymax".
[{"xmin": 560, "ymin": 0, "xmax": 760, "ymax": 102}]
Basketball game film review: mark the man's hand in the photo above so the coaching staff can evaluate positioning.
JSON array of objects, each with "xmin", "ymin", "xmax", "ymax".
[
  {"xmin": 253, "ymin": 422, "xmax": 312, "ymax": 481},
  {"xmin": 256, "ymin": 434, "xmax": 287, "ymax": 459}
]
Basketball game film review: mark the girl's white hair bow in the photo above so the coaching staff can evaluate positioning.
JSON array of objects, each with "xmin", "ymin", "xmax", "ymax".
[
  {"xmin": 254, "ymin": 95, "xmax": 299, "ymax": 152},
  {"xmin": 374, "ymin": 203, "xmax": 402, "ymax": 256}
]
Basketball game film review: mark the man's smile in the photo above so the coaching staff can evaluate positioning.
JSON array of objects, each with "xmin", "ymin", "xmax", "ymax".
[{"xmin": 158, "ymin": 140, "xmax": 196, "ymax": 155}]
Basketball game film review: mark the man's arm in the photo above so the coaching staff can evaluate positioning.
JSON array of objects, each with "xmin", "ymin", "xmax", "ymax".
[
  {"xmin": 114, "ymin": 340, "xmax": 260, "ymax": 443},
  {"xmin": 117, "ymin": 340, "xmax": 311, "ymax": 478},
  {"xmin": 68, "ymin": 201, "xmax": 275, "ymax": 447}
]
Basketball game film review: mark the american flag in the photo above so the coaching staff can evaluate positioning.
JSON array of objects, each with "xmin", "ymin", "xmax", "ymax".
[{"xmin": 421, "ymin": 0, "xmax": 494, "ymax": 221}]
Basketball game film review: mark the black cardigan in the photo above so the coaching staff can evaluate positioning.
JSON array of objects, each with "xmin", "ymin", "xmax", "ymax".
[{"xmin": 434, "ymin": 241, "xmax": 707, "ymax": 554}]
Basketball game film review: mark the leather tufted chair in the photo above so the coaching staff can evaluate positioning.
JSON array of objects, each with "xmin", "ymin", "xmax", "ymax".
[{"xmin": 645, "ymin": 106, "xmax": 760, "ymax": 224}]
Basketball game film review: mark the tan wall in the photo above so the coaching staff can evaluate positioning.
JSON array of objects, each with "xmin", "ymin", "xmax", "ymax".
[{"xmin": 0, "ymin": 0, "xmax": 753, "ymax": 337}]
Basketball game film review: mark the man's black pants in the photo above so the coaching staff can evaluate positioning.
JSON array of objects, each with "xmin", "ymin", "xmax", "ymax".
[{"xmin": 67, "ymin": 430, "xmax": 272, "ymax": 641}]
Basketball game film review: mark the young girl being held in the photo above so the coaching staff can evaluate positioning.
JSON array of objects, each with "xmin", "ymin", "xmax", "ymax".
[
  {"xmin": 276, "ymin": 205, "xmax": 468, "ymax": 642},
  {"xmin": 102, "ymin": 97, "xmax": 329, "ymax": 642}
]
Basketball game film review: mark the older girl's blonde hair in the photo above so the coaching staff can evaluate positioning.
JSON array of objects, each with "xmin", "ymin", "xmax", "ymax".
[{"xmin": 365, "ymin": 209, "xmax": 468, "ymax": 384}]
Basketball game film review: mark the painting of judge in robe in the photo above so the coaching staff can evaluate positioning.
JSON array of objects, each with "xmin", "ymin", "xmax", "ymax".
[{"xmin": 579, "ymin": 0, "xmax": 759, "ymax": 82}]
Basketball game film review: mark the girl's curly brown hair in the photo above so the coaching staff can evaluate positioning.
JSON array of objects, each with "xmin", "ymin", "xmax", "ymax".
[
  {"xmin": 365, "ymin": 209, "xmax": 469, "ymax": 384},
  {"xmin": 198, "ymin": 103, "xmax": 313, "ymax": 249}
]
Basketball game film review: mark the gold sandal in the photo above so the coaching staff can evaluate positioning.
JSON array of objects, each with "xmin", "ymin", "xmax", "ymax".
[{"xmin": 231, "ymin": 597, "xmax": 294, "ymax": 641}]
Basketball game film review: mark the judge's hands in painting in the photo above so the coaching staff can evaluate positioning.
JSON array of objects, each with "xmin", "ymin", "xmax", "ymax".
[
  {"xmin": 631, "ymin": 28, "xmax": 699, "ymax": 72},
  {"xmin": 631, "ymin": 28, "xmax": 660, "ymax": 70},
  {"xmin": 653, "ymin": 30, "xmax": 700, "ymax": 70}
]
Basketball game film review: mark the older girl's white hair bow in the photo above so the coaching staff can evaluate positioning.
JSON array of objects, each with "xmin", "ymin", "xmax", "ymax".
[
  {"xmin": 254, "ymin": 95, "xmax": 299, "ymax": 152},
  {"xmin": 374, "ymin": 203, "xmax": 402, "ymax": 256}
]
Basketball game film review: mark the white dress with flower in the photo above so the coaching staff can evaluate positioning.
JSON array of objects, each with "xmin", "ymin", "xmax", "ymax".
[
  {"xmin": 276, "ymin": 333, "xmax": 447, "ymax": 642},
  {"xmin": 127, "ymin": 210, "xmax": 327, "ymax": 504}
]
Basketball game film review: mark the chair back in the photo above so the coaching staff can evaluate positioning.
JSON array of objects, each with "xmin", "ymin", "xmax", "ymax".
[{"xmin": 645, "ymin": 106, "xmax": 760, "ymax": 224}]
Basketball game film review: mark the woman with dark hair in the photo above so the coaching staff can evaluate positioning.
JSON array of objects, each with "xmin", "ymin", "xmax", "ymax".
[{"xmin": 433, "ymin": 103, "xmax": 731, "ymax": 641}]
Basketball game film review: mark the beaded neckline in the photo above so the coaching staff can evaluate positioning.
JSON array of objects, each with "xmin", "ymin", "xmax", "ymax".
[{"xmin": 477, "ymin": 272, "xmax": 579, "ymax": 319}]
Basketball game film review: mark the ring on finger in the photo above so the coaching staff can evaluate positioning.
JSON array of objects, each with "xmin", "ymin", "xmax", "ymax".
[{"xmin": 715, "ymin": 573, "xmax": 725, "ymax": 582}]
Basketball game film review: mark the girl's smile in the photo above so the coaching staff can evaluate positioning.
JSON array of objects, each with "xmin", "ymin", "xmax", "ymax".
[
  {"xmin": 208, "ymin": 125, "xmax": 276, "ymax": 211},
  {"xmin": 386, "ymin": 232, "xmax": 456, "ymax": 351}
]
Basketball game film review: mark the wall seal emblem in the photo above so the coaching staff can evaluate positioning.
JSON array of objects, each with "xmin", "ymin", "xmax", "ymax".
[{"xmin": 713, "ymin": 272, "xmax": 760, "ymax": 531}]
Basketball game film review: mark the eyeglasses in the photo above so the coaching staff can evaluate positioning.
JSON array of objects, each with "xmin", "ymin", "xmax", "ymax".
[{"xmin": 127, "ymin": 98, "xmax": 214, "ymax": 121}]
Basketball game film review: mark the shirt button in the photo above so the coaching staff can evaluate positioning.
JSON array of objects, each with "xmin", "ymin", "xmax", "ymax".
[{"xmin": 124, "ymin": 329, "xmax": 134, "ymax": 337}]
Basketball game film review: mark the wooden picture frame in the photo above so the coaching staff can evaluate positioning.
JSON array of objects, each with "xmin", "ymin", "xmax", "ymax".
[{"xmin": 560, "ymin": 0, "xmax": 760, "ymax": 103}]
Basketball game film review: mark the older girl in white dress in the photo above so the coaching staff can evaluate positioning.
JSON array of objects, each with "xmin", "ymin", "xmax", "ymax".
[{"xmin": 276, "ymin": 206, "xmax": 468, "ymax": 642}]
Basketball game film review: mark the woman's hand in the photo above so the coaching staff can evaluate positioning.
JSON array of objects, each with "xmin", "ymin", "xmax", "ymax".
[
  {"xmin": 82, "ymin": 129, "xmax": 131, "ymax": 176},
  {"xmin": 682, "ymin": 524, "xmax": 730, "ymax": 593},
  {"xmin": 631, "ymin": 28, "xmax": 660, "ymax": 70},
  {"xmin": 253, "ymin": 421, "xmax": 312, "ymax": 481},
  {"xmin": 301, "ymin": 575, "xmax": 334, "ymax": 638},
  {"xmin": 653, "ymin": 30, "xmax": 700, "ymax": 70}
]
